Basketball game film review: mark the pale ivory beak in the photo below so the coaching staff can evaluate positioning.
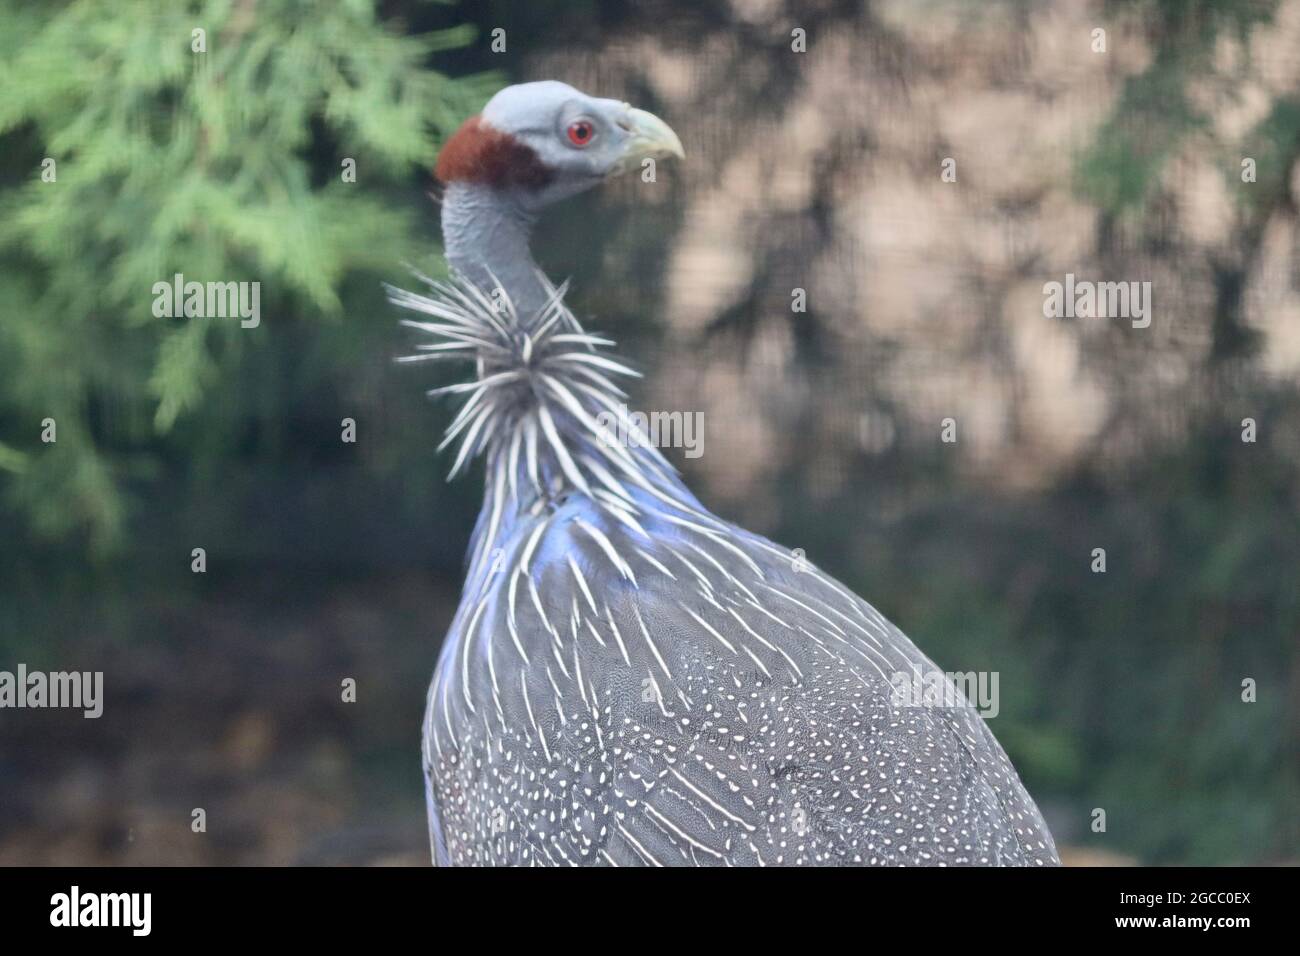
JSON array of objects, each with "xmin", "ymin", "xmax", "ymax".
[{"xmin": 611, "ymin": 106, "xmax": 685, "ymax": 175}]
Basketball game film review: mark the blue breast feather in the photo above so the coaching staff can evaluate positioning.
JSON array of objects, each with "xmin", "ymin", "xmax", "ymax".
[{"xmin": 391, "ymin": 273, "xmax": 1059, "ymax": 866}]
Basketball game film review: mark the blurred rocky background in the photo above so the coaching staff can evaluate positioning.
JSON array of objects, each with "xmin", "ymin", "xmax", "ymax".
[{"xmin": 1, "ymin": 0, "xmax": 1296, "ymax": 865}]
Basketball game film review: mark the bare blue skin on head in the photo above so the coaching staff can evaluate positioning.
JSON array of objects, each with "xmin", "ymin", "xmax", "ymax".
[
  {"xmin": 399, "ymin": 81, "xmax": 1059, "ymax": 866},
  {"xmin": 442, "ymin": 81, "xmax": 681, "ymax": 320}
]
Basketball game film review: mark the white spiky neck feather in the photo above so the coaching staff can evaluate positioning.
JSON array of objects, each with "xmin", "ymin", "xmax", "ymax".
[{"xmin": 388, "ymin": 272, "xmax": 736, "ymax": 586}]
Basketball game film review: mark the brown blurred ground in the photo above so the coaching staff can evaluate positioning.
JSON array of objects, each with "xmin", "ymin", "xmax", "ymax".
[{"xmin": 0, "ymin": 576, "xmax": 450, "ymax": 865}]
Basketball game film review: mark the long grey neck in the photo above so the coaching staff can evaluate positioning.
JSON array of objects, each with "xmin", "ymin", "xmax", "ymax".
[{"xmin": 441, "ymin": 182, "xmax": 550, "ymax": 321}]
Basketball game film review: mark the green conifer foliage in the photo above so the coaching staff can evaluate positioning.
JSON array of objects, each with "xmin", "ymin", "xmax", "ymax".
[{"xmin": 0, "ymin": 0, "xmax": 495, "ymax": 548}]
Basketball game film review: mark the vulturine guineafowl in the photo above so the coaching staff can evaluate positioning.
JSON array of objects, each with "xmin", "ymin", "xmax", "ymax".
[{"xmin": 392, "ymin": 81, "xmax": 1059, "ymax": 866}]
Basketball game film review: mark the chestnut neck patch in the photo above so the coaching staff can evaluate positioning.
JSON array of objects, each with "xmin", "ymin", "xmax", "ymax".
[{"xmin": 435, "ymin": 116, "xmax": 554, "ymax": 190}]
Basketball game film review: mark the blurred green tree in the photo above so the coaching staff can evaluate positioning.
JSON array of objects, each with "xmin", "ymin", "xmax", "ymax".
[{"xmin": 0, "ymin": 0, "xmax": 495, "ymax": 550}]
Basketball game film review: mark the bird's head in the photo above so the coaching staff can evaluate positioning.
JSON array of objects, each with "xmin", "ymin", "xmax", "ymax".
[{"xmin": 435, "ymin": 80, "xmax": 684, "ymax": 211}]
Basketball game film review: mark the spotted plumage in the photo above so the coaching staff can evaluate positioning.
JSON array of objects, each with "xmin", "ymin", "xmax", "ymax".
[{"xmin": 397, "ymin": 81, "xmax": 1058, "ymax": 866}]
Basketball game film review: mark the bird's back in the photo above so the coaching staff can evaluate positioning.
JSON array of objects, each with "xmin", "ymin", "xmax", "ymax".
[{"xmin": 422, "ymin": 485, "xmax": 1059, "ymax": 866}]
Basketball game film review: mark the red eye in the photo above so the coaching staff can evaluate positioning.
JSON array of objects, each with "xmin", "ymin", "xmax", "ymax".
[{"xmin": 566, "ymin": 120, "xmax": 595, "ymax": 147}]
